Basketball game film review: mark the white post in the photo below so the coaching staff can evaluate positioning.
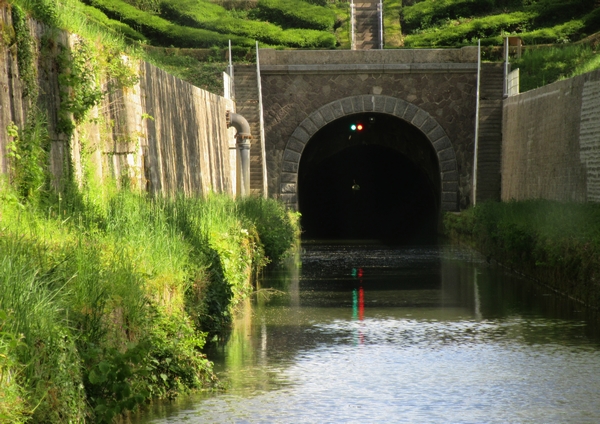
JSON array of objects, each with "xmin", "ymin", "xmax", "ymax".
[
  {"xmin": 350, "ymin": 0, "xmax": 356, "ymax": 50},
  {"xmin": 227, "ymin": 40, "xmax": 234, "ymax": 100},
  {"xmin": 503, "ymin": 36, "xmax": 509, "ymax": 98},
  {"xmin": 256, "ymin": 41, "xmax": 268, "ymax": 197},
  {"xmin": 378, "ymin": 0, "xmax": 384, "ymax": 49},
  {"xmin": 472, "ymin": 40, "xmax": 481, "ymax": 206}
]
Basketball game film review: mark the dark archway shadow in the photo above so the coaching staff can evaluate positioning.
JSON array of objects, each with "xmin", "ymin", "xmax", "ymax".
[{"xmin": 298, "ymin": 113, "xmax": 440, "ymax": 244}]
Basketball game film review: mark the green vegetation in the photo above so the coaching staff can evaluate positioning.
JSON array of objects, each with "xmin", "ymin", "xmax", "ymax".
[
  {"xmin": 160, "ymin": 0, "xmax": 336, "ymax": 48},
  {"xmin": 252, "ymin": 0, "xmax": 337, "ymax": 31},
  {"xmin": 0, "ymin": 182, "xmax": 298, "ymax": 421},
  {"xmin": 77, "ymin": 0, "xmax": 339, "ymax": 49},
  {"xmin": 398, "ymin": 0, "xmax": 600, "ymax": 47},
  {"xmin": 1, "ymin": 1, "xmax": 299, "ymax": 420},
  {"xmin": 390, "ymin": 0, "xmax": 600, "ymax": 90},
  {"xmin": 444, "ymin": 200, "xmax": 600, "ymax": 308},
  {"xmin": 512, "ymin": 42, "xmax": 600, "ymax": 91},
  {"xmin": 8, "ymin": 0, "xmax": 345, "ymax": 91},
  {"xmin": 83, "ymin": 0, "xmax": 254, "ymax": 48}
]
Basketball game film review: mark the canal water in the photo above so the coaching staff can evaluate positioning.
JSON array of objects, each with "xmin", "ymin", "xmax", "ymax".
[{"xmin": 133, "ymin": 241, "xmax": 600, "ymax": 423}]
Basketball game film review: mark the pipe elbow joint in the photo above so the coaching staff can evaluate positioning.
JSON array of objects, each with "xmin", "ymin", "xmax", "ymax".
[{"xmin": 227, "ymin": 111, "xmax": 252, "ymax": 140}]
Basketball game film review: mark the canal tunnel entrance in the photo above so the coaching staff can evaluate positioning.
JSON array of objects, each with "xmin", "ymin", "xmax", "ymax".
[{"xmin": 298, "ymin": 113, "xmax": 440, "ymax": 242}]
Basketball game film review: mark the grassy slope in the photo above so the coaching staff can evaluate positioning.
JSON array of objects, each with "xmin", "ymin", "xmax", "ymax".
[
  {"xmin": 390, "ymin": 0, "xmax": 600, "ymax": 91},
  {"xmin": 46, "ymin": 0, "xmax": 346, "ymax": 92}
]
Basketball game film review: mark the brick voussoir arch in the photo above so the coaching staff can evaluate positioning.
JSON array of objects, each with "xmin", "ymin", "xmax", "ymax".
[{"xmin": 280, "ymin": 95, "xmax": 459, "ymax": 212}]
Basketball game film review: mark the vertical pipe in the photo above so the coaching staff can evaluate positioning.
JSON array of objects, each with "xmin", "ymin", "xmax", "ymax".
[
  {"xmin": 472, "ymin": 39, "xmax": 481, "ymax": 206},
  {"xmin": 238, "ymin": 140, "xmax": 251, "ymax": 196},
  {"xmin": 256, "ymin": 41, "xmax": 268, "ymax": 197}
]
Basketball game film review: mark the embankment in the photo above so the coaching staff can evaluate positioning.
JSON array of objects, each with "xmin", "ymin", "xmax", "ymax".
[{"xmin": 444, "ymin": 200, "xmax": 600, "ymax": 310}]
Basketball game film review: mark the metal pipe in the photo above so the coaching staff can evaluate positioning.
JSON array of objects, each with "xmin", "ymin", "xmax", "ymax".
[
  {"xmin": 227, "ymin": 112, "xmax": 252, "ymax": 196},
  {"xmin": 228, "ymin": 112, "xmax": 251, "ymax": 139}
]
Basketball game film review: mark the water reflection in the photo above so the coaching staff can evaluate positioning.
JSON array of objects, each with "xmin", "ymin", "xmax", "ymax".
[{"xmin": 132, "ymin": 241, "xmax": 600, "ymax": 423}]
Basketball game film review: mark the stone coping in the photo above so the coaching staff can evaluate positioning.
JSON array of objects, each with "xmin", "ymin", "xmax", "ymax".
[
  {"xmin": 260, "ymin": 63, "xmax": 478, "ymax": 75},
  {"xmin": 258, "ymin": 47, "xmax": 478, "ymax": 66}
]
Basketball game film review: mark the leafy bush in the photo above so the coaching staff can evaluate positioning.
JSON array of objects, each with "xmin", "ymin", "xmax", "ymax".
[
  {"xmin": 530, "ymin": 0, "xmax": 595, "ymax": 26},
  {"xmin": 401, "ymin": 0, "xmax": 495, "ymax": 33},
  {"xmin": 160, "ymin": 0, "xmax": 336, "ymax": 48},
  {"xmin": 81, "ymin": 4, "xmax": 148, "ymax": 41},
  {"xmin": 83, "ymin": 0, "xmax": 254, "ymax": 47},
  {"xmin": 399, "ymin": 0, "xmax": 598, "ymax": 48},
  {"xmin": 252, "ymin": 0, "xmax": 337, "ymax": 31},
  {"xmin": 404, "ymin": 11, "xmax": 533, "ymax": 47},
  {"xmin": 238, "ymin": 197, "xmax": 300, "ymax": 265}
]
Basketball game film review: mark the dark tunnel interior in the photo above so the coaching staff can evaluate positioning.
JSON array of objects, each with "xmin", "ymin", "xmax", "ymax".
[{"xmin": 298, "ymin": 113, "xmax": 440, "ymax": 243}]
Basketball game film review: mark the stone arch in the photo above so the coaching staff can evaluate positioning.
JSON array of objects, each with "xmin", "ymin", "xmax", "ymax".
[{"xmin": 279, "ymin": 95, "xmax": 459, "ymax": 212}]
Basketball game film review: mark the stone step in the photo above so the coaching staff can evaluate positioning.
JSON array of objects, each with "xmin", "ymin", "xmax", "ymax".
[{"xmin": 232, "ymin": 64, "xmax": 264, "ymax": 195}]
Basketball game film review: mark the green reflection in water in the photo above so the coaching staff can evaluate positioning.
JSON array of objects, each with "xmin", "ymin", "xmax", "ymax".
[{"xmin": 129, "ymin": 242, "xmax": 600, "ymax": 423}]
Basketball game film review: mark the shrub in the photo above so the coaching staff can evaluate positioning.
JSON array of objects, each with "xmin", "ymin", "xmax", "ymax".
[
  {"xmin": 160, "ymin": 0, "xmax": 336, "ymax": 48},
  {"xmin": 81, "ymin": 4, "xmax": 148, "ymax": 41},
  {"xmin": 252, "ymin": 0, "xmax": 337, "ymax": 31},
  {"xmin": 512, "ymin": 43, "xmax": 595, "ymax": 91},
  {"xmin": 404, "ymin": 11, "xmax": 533, "ymax": 47},
  {"xmin": 83, "ymin": 0, "xmax": 254, "ymax": 47},
  {"xmin": 401, "ymin": 0, "xmax": 495, "ymax": 33},
  {"xmin": 238, "ymin": 197, "xmax": 300, "ymax": 265}
]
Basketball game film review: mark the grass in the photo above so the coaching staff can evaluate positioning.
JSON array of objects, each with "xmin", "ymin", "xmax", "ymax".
[
  {"xmin": 512, "ymin": 43, "xmax": 600, "ymax": 91},
  {"xmin": 0, "ymin": 180, "xmax": 299, "ymax": 421},
  {"xmin": 444, "ymin": 200, "xmax": 600, "ymax": 308}
]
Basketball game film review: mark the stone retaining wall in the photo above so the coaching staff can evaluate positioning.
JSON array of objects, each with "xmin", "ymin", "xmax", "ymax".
[
  {"xmin": 0, "ymin": 5, "xmax": 235, "ymax": 197},
  {"xmin": 259, "ymin": 48, "xmax": 479, "ymax": 211},
  {"xmin": 501, "ymin": 69, "xmax": 600, "ymax": 203}
]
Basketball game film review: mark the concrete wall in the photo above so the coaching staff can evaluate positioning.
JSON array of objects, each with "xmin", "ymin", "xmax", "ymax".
[
  {"xmin": 0, "ymin": 5, "xmax": 235, "ymax": 197},
  {"xmin": 501, "ymin": 69, "xmax": 600, "ymax": 202},
  {"xmin": 258, "ymin": 48, "xmax": 479, "ymax": 210}
]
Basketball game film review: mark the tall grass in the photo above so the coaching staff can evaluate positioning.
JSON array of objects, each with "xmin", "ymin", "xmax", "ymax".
[
  {"xmin": 0, "ymin": 184, "xmax": 299, "ymax": 421},
  {"xmin": 444, "ymin": 200, "xmax": 600, "ymax": 308},
  {"xmin": 512, "ymin": 43, "xmax": 599, "ymax": 91}
]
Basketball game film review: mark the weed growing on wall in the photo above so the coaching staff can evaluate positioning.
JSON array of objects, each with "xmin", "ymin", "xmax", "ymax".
[
  {"xmin": 57, "ymin": 38, "xmax": 103, "ymax": 135},
  {"xmin": 6, "ymin": 111, "xmax": 50, "ymax": 205},
  {"xmin": 11, "ymin": 4, "xmax": 38, "ymax": 99}
]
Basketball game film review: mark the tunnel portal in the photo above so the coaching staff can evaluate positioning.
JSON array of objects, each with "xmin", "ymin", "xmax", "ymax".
[{"xmin": 298, "ymin": 113, "xmax": 441, "ymax": 243}]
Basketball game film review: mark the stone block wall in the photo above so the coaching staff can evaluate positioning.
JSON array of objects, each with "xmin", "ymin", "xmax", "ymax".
[
  {"xmin": 501, "ymin": 69, "xmax": 600, "ymax": 203},
  {"xmin": 258, "ymin": 48, "xmax": 479, "ymax": 210}
]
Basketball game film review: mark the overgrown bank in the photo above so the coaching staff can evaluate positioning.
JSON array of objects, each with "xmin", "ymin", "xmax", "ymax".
[
  {"xmin": 0, "ymin": 184, "xmax": 299, "ymax": 423},
  {"xmin": 444, "ymin": 200, "xmax": 600, "ymax": 309}
]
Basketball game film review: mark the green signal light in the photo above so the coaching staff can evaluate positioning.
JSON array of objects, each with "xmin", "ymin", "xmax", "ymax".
[{"xmin": 350, "ymin": 124, "xmax": 357, "ymax": 131}]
